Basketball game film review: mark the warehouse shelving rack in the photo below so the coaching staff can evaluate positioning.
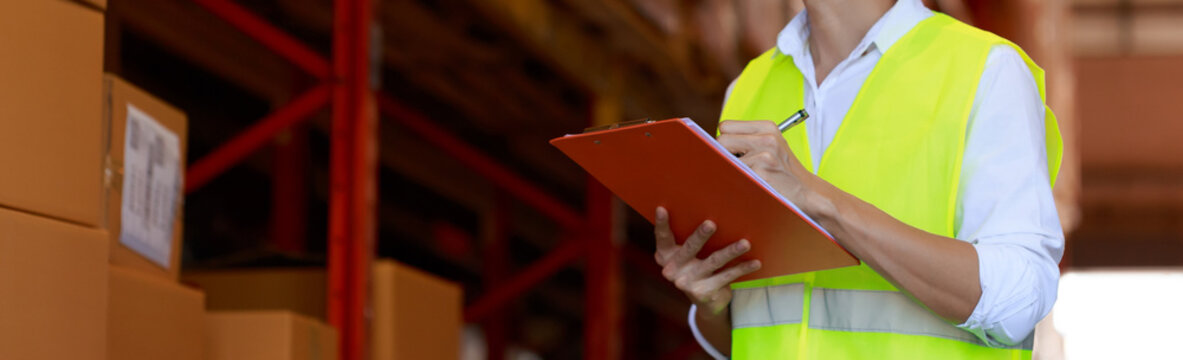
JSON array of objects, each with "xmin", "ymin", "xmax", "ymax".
[{"xmin": 180, "ymin": 0, "xmax": 626, "ymax": 358}]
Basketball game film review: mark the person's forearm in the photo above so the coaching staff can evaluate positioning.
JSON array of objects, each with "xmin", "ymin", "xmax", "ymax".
[
  {"xmin": 715, "ymin": 120, "xmax": 981, "ymax": 324},
  {"xmin": 696, "ymin": 306, "xmax": 733, "ymax": 355},
  {"xmin": 802, "ymin": 177, "xmax": 982, "ymax": 323}
]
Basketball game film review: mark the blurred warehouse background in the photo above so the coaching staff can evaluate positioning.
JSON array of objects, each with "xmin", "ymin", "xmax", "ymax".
[{"xmin": 89, "ymin": 0, "xmax": 1183, "ymax": 358}]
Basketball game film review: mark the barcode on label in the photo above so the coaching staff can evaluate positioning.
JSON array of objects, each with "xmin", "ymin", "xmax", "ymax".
[
  {"xmin": 129, "ymin": 119, "xmax": 141, "ymax": 151},
  {"xmin": 120, "ymin": 104, "xmax": 181, "ymax": 269}
]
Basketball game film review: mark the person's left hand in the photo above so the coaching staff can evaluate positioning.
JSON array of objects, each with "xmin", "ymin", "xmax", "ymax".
[{"xmin": 717, "ymin": 120, "xmax": 815, "ymax": 206}]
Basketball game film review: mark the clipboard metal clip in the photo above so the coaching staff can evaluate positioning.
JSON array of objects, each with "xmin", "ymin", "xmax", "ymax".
[{"xmin": 583, "ymin": 118, "xmax": 653, "ymax": 133}]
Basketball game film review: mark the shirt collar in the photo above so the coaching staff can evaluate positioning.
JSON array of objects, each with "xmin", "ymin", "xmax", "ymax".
[{"xmin": 773, "ymin": 0, "xmax": 933, "ymax": 60}]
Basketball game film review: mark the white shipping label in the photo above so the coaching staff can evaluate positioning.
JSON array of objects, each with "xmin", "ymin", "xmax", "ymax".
[{"xmin": 120, "ymin": 104, "xmax": 181, "ymax": 269}]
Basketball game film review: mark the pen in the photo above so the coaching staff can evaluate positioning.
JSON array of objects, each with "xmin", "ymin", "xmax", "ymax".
[
  {"xmin": 778, "ymin": 109, "xmax": 809, "ymax": 133},
  {"xmin": 731, "ymin": 109, "xmax": 810, "ymax": 158}
]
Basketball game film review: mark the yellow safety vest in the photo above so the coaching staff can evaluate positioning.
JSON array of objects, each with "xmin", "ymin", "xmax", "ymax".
[{"xmin": 719, "ymin": 13, "xmax": 1062, "ymax": 359}]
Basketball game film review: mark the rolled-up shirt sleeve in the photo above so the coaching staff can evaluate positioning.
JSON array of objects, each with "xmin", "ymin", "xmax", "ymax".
[{"xmin": 953, "ymin": 45, "xmax": 1065, "ymax": 346}]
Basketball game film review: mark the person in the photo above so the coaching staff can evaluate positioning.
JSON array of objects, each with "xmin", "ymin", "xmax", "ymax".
[{"xmin": 651, "ymin": 0, "xmax": 1064, "ymax": 359}]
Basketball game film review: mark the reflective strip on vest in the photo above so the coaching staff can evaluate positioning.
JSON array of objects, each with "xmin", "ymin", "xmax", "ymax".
[
  {"xmin": 732, "ymin": 283, "xmax": 806, "ymax": 328},
  {"xmin": 732, "ymin": 286, "xmax": 1035, "ymax": 350}
]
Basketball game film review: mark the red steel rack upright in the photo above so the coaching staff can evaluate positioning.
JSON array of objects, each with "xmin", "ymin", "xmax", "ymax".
[
  {"xmin": 183, "ymin": 0, "xmax": 625, "ymax": 359},
  {"xmin": 183, "ymin": 0, "xmax": 375, "ymax": 359}
]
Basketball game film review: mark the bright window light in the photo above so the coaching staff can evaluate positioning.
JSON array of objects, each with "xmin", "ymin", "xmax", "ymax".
[{"xmin": 1054, "ymin": 269, "xmax": 1183, "ymax": 359}]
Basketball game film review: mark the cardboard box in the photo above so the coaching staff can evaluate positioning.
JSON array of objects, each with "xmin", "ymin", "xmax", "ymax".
[
  {"xmin": 108, "ymin": 265, "xmax": 205, "ymax": 360},
  {"xmin": 184, "ymin": 268, "xmax": 327, "ymax": 320},
  {"xmin": 206, "ymin": 310, "xmax": 338, "ymax": 360},
  {"xmin": 0, "ymin": 207, "xmax": 108, "ymax": 360},
  {"xmin": 188, "ymin": 263, "xmax": 460, "ymax": 359},
  {"xmin": 372, "ymin": 260, "xmax": 462, "ymax": 360},
  {"xmin": 0, "ymin": 0, "xmax": 104, "ymax": 226},
  {"xmin": 103, "ymin": 74, "xmax": 189, "ymax": 280},
  {"xmin": 73, "ymin": 0, "xmax": 107, "ymax": 11}
]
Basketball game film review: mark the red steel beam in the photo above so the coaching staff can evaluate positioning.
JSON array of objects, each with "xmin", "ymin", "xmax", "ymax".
[
  {"xmin": 185, "ymin": 85, "xmax": 330, "ymax": 193},
  {"xmin": 347, "ymin": 22, "xmax": 376, "ymax": 360},
  {"xmin": 328, "ymin": 0, "xmax": 348, "ymax": 351},
  {"xmin": 326, "ymin": 4, "xmax": 353, "ymax": 353},
  {"xmin": 328, "ymin": 0, "xmax": 375, "ymax": 359},
  {"xmin": 464, "ymin": 237, "xmax": 587, "ymax": 323},
  {"xmin": 376, "ymin": 95, "xmax": 585, "ymax": 230},
  {"xmin": 584, "ymin": 179, "xmax": 624, "ymax": 360},
  {"xmin": 192, "ymin": 0, "xmax": 331, "ymax": 79},
  {"xmin": 326, "ymin": 98, "xmax": 353, "ymax": 360}
]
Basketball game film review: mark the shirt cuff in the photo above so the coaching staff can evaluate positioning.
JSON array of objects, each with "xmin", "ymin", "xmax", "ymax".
[
  {"xmin": 957, "ymin": 242, "xmax": 1055, "ymax": 347},
  {"xmin": 688, "ymin": 305, "xmax": 729, "ymax": 360}
]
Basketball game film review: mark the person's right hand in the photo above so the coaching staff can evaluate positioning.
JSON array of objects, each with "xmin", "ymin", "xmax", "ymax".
[{"xmin": 654, "ymin": 206, "xmax": 762, "ymax": 316}]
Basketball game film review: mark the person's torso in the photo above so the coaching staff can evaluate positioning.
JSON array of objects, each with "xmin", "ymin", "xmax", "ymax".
[{"xmin": 717, "ymin": 12, "xmax": 1060, "ymax": 360}]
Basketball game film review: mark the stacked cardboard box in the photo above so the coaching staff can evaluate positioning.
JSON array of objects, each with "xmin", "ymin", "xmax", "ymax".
[
  {"xmin": 101, "ymin": 74, "xmax": 201, "ymax": 360},
  {"xmin": 74, "ymin": 0, "xmax": 107, "ymax": 10},
  {"xmin": 0, "ymin": 0, "xmax": 104, "ymax": 225},
  {"xmin": 3, "ymin": 4, "xmax": 198, "ymax": 349},
  {"xmin": 184, "ymin": 268, "xmax": 328, "ymax": 320},
  {"xmin": 0, "ymin": 207, "xmax": 108, "ymax": 359},
  {"xmin": 184, "ymin": 261, "xmax": 463, "ymax": 360},
  {"xmin": 108, "ymin": 266, "xmax": 204, "ymax": 360},
  {"xmin": 186, "ymin": 269, "xmax": 340, "ymax": 359},
  {"xmin": 0, "ymin": 1, "xmax": 107, "ymax": 359},
  {"xmin": 206, "ymin": 311, "xmax": 339, "ymax": 360},
  {"xmin": 0, "ymin": 1, "xmax": 199, "ymax": 359},
  {"xmin": 0, "ymin": 1, "xmax": 469, "ymax": 359},
  {"xmin": 372, "ymin": 260, "xmax": 463, "ymax": 360},
  {"xmin": 102, "ymin": 74, "xmax": 189, "ymax": 280}
]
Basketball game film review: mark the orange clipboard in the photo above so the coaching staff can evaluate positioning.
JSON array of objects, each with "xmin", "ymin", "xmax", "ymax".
[{"xmin": 550, "ymin": 118, "xmax": 858, "ymax": 281}]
